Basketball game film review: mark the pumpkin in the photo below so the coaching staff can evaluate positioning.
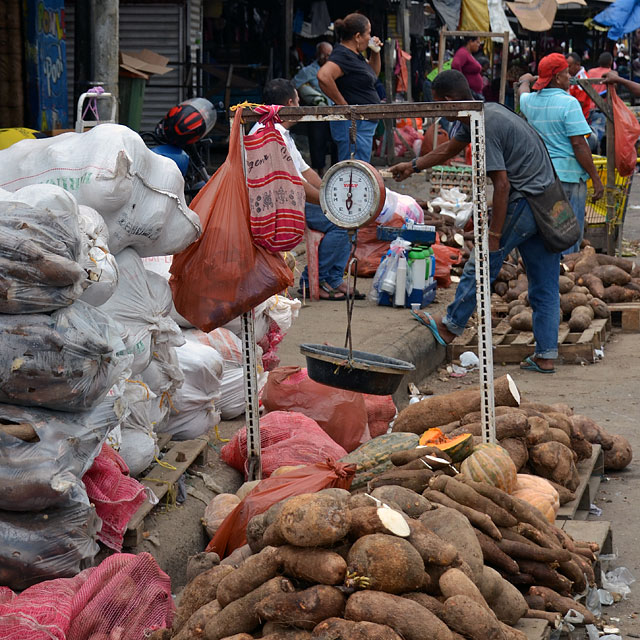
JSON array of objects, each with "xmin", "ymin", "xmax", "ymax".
[
  {"xmin": 418, "ymin": 428, "xmax": 474, "ymax": 462},
  {"xmin": 513, "ymin": 474, "xmax": 560, "ymax": 523},
  {"xmin": 460, "ymin": 443, "xmax": 518, "ymax": 493}
]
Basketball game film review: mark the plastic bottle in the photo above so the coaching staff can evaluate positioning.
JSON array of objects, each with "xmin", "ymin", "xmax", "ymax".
[
  {"xmin": 427, "ymin": 247, "xmax": 436, "ymax": 287},
  {"xmin": 380, "ymin": 253, "xmax": 397, "ymax": 294},
  {"xmin": 394, "ymin": 254, "xmax": 407, "ymax": 307},
  {"xmin": 408, "ymin": 248, "xmax": 427, "ymax": 290}
]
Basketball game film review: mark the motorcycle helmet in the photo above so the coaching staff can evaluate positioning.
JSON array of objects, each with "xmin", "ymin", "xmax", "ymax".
[{"xmin": 155, "ymin": 97, "xmax": 216, "ymax": 147}]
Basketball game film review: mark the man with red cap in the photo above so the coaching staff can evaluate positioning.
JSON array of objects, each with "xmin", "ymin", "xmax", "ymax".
[{"xmin": 518, "ymin": 54, "xmax": 604, "ymax": 254}]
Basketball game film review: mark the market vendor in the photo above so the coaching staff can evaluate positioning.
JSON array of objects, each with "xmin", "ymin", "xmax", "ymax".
[{"xmin": 390, "ymin": 70, "xmax": 561, "ymax": 374}]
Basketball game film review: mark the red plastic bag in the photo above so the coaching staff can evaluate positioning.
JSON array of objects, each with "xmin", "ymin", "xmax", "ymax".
[
  {"xmin": 170, "ymin": 107, "xmax": 293, "ymax": 332},
  {"xmin": 261, "ymin": 366, "xmax": 369, "ymax": 452},
  {"xmin": 432, "ymin": 241, "xmax": 463, "ymax": 288},
  {"xmin": 244, "ymin": 109, "xmax": 305, "ymax": 252},
  {"xmin": 221, "ymin": 410, "xmax": 347, "ymax": 478},
  {"xmin": 206, "ymin": 460, "xmax": 355, "ymax": 557},
  {"xmin": 611, "ymin": 86, "xmax": 640, "ymax": 178},
  {"xmin": 351, "ymin": 214, "xmax": 404, "ymax": 277}
]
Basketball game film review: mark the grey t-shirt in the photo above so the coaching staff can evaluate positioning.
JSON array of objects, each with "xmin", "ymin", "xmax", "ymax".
[{"xmin": 453, "ymin": 102, "xmax": 555, "ymax": 200}]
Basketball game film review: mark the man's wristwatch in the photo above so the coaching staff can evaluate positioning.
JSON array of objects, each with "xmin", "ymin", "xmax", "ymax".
[{"xmin": 411, "ymin": 157, "xmax": 420, "ymax": 173}]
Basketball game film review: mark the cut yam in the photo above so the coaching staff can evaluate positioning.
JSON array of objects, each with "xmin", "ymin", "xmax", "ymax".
[{"xmin": 348, "ymin": 506, "xmax": 411, "ymax": 539}]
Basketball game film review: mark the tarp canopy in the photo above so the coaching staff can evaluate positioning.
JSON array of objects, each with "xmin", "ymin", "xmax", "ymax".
[
  {"xmin": 506, "ymin": 0, "xmax": 558, "ymax": 32},
  {"xmin": 594, "ymin": 0, "xmax": 640, "ymax": 40},
  {"xmin": 431, "ymin": 0, "xmax": 462, "ymax": 30},
  {"xmin": 460, "ymin": 0, "xmax": 491, "ymax": 31}
]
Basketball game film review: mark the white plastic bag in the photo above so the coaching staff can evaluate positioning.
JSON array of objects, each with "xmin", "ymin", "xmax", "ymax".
[
  {"xmin": 99, "ymin": 248, "xmax": 185, "ymax": 375},
  {"xmin": 264, "ymin": 295, "xmax": 301, "ymax": 333},
  {"xmin": 0, "ymin": 124, "xmax": 202, "ymax": 256},
  {"xmin": 140, "ymin": 342, "xmax": 184, "ymax": 396},
  {"xmin": 141, "ymin": 255, "xmax": 193, "ymax": 327},
  {"xmin": 429, "ymin": 187, "xmax": 473, "ymax": 228}
]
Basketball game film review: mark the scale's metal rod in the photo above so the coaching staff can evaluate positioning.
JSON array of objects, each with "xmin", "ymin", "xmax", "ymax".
[{"xmin": 468, "ymin": 110, "xmax": 496, "ymax": 444}]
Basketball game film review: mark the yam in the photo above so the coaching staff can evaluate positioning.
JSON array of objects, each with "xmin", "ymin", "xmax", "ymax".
[
  {"xmin": 474, "ymin": 530, "xmax": 519, "ymax": 575},
  {"xmin": 572, "ymin": 248, "xmax": 598, "ymax": 276},
  {"xmin": 370, "ymin": 485, "xmax": 432, "ymax": 517},
  {"xmin": 456, "ymin": 413, "xmax": 529, "ymax": 440},
  {"xmin": 220, "ymin": 545, "xmax": 253, "ymax": 568},
  {"xmin": 560, "ymin": 292, "xmax": 589, "ymax": 315},
  {"xmin": 368, "ymin": 468, "xmax": 433, "ymax": 493},
  {"xmin": 592, "ymin": 264, "xmax": 631, "ymax": 286},
  {"xmin": 570, "ymin": 415, "xmax": 614, "ymax": 449},
  {"xmin": 276, "ymin": 493, "xmax": 351, "ymax": 548},
  {"xmin": 528, "ymin": 586, "xmax": 596, "ymax": 624},
  {"xmin": 526, "ymin": 417, "xmax": 551, "ymax": 446},
  {"xmin": 569, "ymin": 285, "xmax": 590, "ymax": 296},
  {"xmin": 498, "ymin": 437, "xmax": 529, "ymax": 471},
  {"xmin": 602, "ymin": 284, "xmax": 639, "ymax": 303},
  {"xmin": 392, "ymin": 374, "xmax": 520, "ymax": 434},
  {"xmin": 460, "ymin": 406, "xmax": 526, "ymax": 425},
  {"xmin": 173, "ymin": 565, "xmax": 235, "ymax": 633},
  {"xmin": 516, "ymin": 560, "xmax": 572, "ymax": 595},
  {"xmin": 262, "ymin": 632, "xmax": 311, "ymax": 640},
  {"xmin": 246, "ymin": 513, "xmax": 269, "ymax": 553},
  {"xmin": 204, "ymin": 577, "xmax": 295, "ymax": 640},
  {"xmin": 348, "ymin": 506, "xmax": 410, "ymax": 539},
  {"xmin": 558, "ymin": 275, "xmax": 573, "ymax": 294},
  {"xmin": 508, "ymin": 303, "xmax": 526, "ymax": 318},
  {"xmin": 478, "ymin": 566, "xmax": 528, "ymax": 625},
  {"xmin": 311, "ymin": 618, "xmax": 402, "ymax": 640},
  {"xmin": 186, "ymin": 552, "xmax": 221, "ymax": 583},
  {"xmin": 390, "ymin": 446, "xmax": 452, "ymax": 467},
  {"xmin": 494, "ymin": 281, "xmax": 508, "ymax": 297},
  {"xmin": 548, "ymin": 403, "xmax": 573, "ymax": 416},
  {"xmin": 570, "ymin": 551, "xmax": 596, "ymax": 586},
  {"xmin": 568, "ymin": 423, "xmax": 593, "ymax": 462},
  {"xmin": 406, "ymin": 518, "xmax": 459, "ymax": 566},
  {"xmin": 576, "ymin": 273, "xmax": 605, "ymax": 299},
  {"xmin": 558, "ymin": 559, "xmax": 586, "ymax": 593},
  {"xmin": 419, "ymin": 504, "xmax": 484, "ymax": 582},
  {"xmin": 546, "ymin": 480, "xmax": 575, "ymax": 505},
  {"xmin": 256, "ymin": 585, "xmax": 345, "ymax": 630},
  {"xmin": 401, "ymin": 593, "xmax": 445, "ymax": 618},
  {"xmin": 588, "ymin": 297, "xmax": 609, "ymax": 319},
  {"xmin": 524, "ymin": 610, "xmax": 562, "ymax": 626},
  {"xmin": 509, "ymin": 310, "xmax": 533, "ymax": 331},
  {"xmin": 567, "ymin": 305, "xmax": 593, "ymax": 332},
  {"xmin": 216, "ymin": 546, "xmax": 281, "ymax": 608},
  {"xmin": 173, "ymin": 600, "xmax": 222, "ymax": 640},
  {"xmin": 544, "ymin": 413, "xmax": 572, "ymax": 436},
  {"xmin": 604, "ymin": 434, "xmax": 633, "ymax": 471},
  {"xmin": 278, "ymin": 546, "xmax": 347, "ymax": 585},
  {"xmin": 439, "ymin": 568, "xmax": 489, "ymax": 609},
  {"xmin": 595, "ymin": 253, "xmax": 636, "ymax": 272},
  {"xmin": 499, "ymin": 622, "xmax": 528, "ymax": 640},
  {"xmin": 441, "ymin": 595, "xmax": 506, "ymax": 640},
  {"xmin": 346, "ymin": 533, "xmax": 425, "ymax": 594},
  {"xmin": 549, "ymin": 428, "xmax": 571, "ymax": 448},
  {"xmin": 423, "ymin": 489, "xmax": 502, "ymax": 540},
  {"xmin": 528, "ymin": 442, "xmax": 580, "ymax": 491},
  {"xmin": 345, "ymin": 591, "xmax": 454, "ymax": 640},
  {"xmin": 495, "ymin": 539, "xmax": 571, "ymax": 563}
]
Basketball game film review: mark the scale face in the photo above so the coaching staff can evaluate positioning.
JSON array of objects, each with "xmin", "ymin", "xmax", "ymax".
[{"xmin": 319, "ymin": 159, "xmax": 386, "ymax": 229}]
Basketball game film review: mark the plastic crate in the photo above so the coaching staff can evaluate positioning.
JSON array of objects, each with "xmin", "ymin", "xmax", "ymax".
[
  {"xmin": 377, "ymin": 226, "xmax": 437, "ymax": 244},
  {"xmin": 584, "ymin": 156, "xmax": 632, "ymax": 227},
  {"xmin": 378, "ymin": 281, "xmax": 437, "ymax": 309}
]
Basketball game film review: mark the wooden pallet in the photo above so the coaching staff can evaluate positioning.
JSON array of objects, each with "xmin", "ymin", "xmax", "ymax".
[
  {"xmin": 515, "ymin": 618, "xmax": 551, "ymax": 640},
  {"xmin": 124, "ymin": 436, "xmax": 209, "ymax": 547},
  {"xmin": 556, "ymin": 445, "xmax": 604, "ymax": 520},
  {"xmin": 447, "ymin": 318, "xmax": 610, "ymax": 364},
  {"xmin": 608, "ymin": 302, "xmax": 640, "ymax": 332}
]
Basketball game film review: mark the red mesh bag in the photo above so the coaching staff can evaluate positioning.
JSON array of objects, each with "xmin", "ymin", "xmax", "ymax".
[
  {"xmin": 220, "ymin": 410, "xmax": 347, "ymax": 478},
  {"xmin": 83, "ymin": 444, "xmax": 147, "ymax": 552},
  {"xmin": 206, "ymin": 460, "xmax": 355, "ymax": 557},
  {"xmin": 363, "ymin": 394, "xmax": 397, "ymax": 438},
  {"xmin": 432, "ymin": 241, "xmax": 463, "ymax": 289},
  {"xmin": 169, "ymin": 107, "xmax": 294, "ymax": 332},
  {"xmin": 261, "ymin": 367, "xmax": 368, "ymax": 452},
  {"xmin": 350, "ymin": 214, "xmax": 404, "ymax": 277},
  {"xmin": 0, "ymin": 553, "xmax": 173, "ymax": 640}
]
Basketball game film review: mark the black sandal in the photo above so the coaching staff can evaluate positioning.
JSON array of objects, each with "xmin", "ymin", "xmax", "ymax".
[{"xmin": 319, "ymin": 281, "xmax": 346, "ymax": 300}]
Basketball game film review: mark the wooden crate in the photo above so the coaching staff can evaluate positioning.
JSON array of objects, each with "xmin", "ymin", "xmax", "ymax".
[
  {"xmin": 556, "ymin": 445, "xmax": 604, "ymax": 520},
  {"xmin": 447, "ymin": 318, "xmax": 610, "ymax": 364},
  {"xmin": 608, "ymin": 302, "xmax": 640, "ymax": 332}
]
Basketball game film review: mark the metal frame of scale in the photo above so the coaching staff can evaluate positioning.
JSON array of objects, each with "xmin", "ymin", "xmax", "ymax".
[{"xmin": 234, "ymin": 102, "xmax": 496, "ymax": 480}]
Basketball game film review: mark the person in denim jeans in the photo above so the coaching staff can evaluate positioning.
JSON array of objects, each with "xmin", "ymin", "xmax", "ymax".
[{"xmin": 391, "ymin": 70, "xmax": 561, "ymax": 373}]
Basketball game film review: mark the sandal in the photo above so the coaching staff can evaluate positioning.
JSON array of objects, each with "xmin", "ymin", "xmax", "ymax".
[
  {"xmin": 519, "ymin": 355, "xmax": 556, "ymax": 374},
  {"xmin": 411, "ymin": 310, "xmax": 448, "ymax": 346},
  {"xmin": 319, "ymin": 281, "xmax": 346, "ymax": 301}
]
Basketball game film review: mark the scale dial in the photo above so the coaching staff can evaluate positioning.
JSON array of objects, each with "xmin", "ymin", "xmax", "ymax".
[{"xmin": 319, "ymin": 159, "xmax": 386, "ymax": 229}]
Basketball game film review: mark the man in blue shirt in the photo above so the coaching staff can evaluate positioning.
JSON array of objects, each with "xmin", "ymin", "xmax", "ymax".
[{"xmin": 518, "ymin": 53, "xmax": 604, "ymax": 253}]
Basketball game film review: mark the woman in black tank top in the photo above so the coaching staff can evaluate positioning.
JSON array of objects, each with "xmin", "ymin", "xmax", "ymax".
[{"xmin": 318, "ymin": 13, "xmax": 382, "ymax": 162}]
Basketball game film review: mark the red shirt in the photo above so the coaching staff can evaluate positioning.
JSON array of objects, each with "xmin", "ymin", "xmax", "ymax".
[
  {"xmin": 570, "ymin": 67, "xmax": 594, "ymax": 120},
  {"xmin": 452, "ymin": 47, "xmax": 483, "ymax": 94},
  {"xmin": 587, "ymin": 66, "xmax": 611, "ymax": 95}
]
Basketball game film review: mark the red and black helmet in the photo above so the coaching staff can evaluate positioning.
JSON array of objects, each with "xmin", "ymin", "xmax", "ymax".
[{"xmin": 155, "ymin": 98, "xmax": 215, "ymax": 147}]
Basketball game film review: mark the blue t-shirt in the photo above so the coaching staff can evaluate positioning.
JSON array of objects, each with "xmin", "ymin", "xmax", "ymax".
[{"xmin": 520, "ymin": 89, "xmax": 592, "ymax": 183}]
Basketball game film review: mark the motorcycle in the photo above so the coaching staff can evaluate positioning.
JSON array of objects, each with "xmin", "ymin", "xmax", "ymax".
[{"xmin": 141, "ymin": 97, "xmax": 217, "ymax": 202}]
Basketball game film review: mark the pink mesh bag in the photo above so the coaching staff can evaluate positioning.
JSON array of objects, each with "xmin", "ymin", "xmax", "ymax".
[
  {"xmin": 363, "ymin": 394, "xmax": 397, "ymax": 438},
  {"xmin": 83, "ymin": 444, "xmax": 147, "ymax": 551}
]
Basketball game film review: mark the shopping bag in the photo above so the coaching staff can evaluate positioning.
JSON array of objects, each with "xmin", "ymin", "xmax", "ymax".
[
  {"xmin": 169, "ymin": 107, "xmax": 293, "ymax": 332},
  {"xmin": 611, "ymin": 86, "xmax": 640, "ymax": 178}
]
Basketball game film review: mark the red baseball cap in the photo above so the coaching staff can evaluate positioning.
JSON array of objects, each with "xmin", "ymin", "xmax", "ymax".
[{"xmin": 533, "ymin": 53, "xmax": 569, "ymax": 90}]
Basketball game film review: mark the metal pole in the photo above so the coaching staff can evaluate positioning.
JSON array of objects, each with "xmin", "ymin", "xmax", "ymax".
[
  {"xmin": 384, "ymin": 39, "xmax": 396, "ymax": 165},
  {"xmin": 468, "ymin": 110, "xmax": 496, "ymax": 444},
  {"xmin": 241, "ymin": 311, "xmax": 262, "ymax": 480},
  {"xmin": 91, "ymin": 0, "xmax": 119, "ymax": 114},
  {"xmin": 605, "ymin": 92, "xmax": 616, "ymax": 255}
]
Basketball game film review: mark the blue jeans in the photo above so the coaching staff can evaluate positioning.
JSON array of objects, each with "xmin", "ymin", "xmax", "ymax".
[
  {"xmin": 300, "ymin": 202, "xmax": 351, "ymax": 290},
  {"xmin": 561, "ymin": 180, "xmax": 587, "ymax": 255},
  {"xmin": 443, "ymin": 198, "xmax": 561, "ymax": 359},
  {"xmin": 330, "ymin": 119, "xmax": 377, "ymax": 162}
]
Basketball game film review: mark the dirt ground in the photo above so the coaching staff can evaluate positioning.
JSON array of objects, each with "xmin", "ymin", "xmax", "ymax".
[{"xmin": 132, "ymin": 172, "xmax": 640, "ymax": 640}]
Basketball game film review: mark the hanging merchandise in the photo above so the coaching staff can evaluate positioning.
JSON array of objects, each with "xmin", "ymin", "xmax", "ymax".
[
  {"xmin": 170, "ymin": 107, "xmax": 293, "ymax": 332},
  {"xmin": 244, "ymin": 106, "xmax": 306, "ymax": 252},
  {"xmin": 431, "ymin": 0, "xmax": 462, "ymax": 30},
  {"xmin": 610, "ymin": 86, "xmax": 640, "ymax": 177},
  {"xmin": 460, "ymin": 0, "xmax": 491, "ymax": 31},
  {"xmin": 594, "ymin": 0, "xmax": 640, "ymax": 41}
]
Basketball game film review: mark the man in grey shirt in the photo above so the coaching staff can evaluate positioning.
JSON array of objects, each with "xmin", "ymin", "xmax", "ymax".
[{"xmin": 391, "ymin": 70, "xmax": 560, "ymax": 373}]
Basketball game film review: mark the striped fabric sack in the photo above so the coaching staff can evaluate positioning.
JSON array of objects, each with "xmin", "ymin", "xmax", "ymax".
[{"xmin": 244, "ymin": 105, "xmax": 305, "ymax": 252}]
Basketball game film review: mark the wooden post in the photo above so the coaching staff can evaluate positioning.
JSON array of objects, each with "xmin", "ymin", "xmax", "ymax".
[
  {"xmin": 384, "ymin": 39, "xmax": 396, "ymax": 165},
  {"xmin": 284, "ymin": 0, "xmax": 293, "ymax": 78},
  {"xmin": 605, "ymin": 91, "xmax": 616, "ymax": 255},
  {"xmin": 438, "ymin": 28, "xmax": 446, "ymax": 72},
  {"xmin": 499, "ymin": 32, "xmax": 509, "ymax": 105}
]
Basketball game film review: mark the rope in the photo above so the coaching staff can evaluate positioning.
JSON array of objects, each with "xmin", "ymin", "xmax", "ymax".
[
  {"xmin": 126, "ymin": 379, "xmax": 150, "ymax": 400},
  {"xmin": 144, "ymin": 479, "xmax": 178, "ymax": 510},
  {"xmin": 214, "ymin": 424, "xmax": 230, "ymax": 443},
  {"xmin": 82, "ymin": 86, "xmax": 104, "ymax": 121},
  {"xmin": 153, "ymin": 456, "xmax": 177, "ymax": 471}
]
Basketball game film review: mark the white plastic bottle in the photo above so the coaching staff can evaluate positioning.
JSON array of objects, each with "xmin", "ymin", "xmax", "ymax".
[{"xmin": 394, "ymin": 255, "xmax": 407, "ymax": 307}]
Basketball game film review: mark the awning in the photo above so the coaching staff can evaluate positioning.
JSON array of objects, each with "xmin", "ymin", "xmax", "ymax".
[
  {"xmin": 594, "ymin": 0, "xmax": 640, "ymax": 40},
  {"xmin": 506, "ymin": 0, "xmax": 558, "ymax": 32}
]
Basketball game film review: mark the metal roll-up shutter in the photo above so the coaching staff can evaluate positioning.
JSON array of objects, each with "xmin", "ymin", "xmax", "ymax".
[
  {"xmin": 65, "ymin": 5, "xmax": 76, "ymax": 122},
  {"xmin": 119, "ymin": 3, "xmax": 185, "ymax": 131}
]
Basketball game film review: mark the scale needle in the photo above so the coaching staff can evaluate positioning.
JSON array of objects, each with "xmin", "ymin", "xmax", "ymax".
[{"xmin": 345, "ymin": 167, "xmax": 353, "ymax": 211}]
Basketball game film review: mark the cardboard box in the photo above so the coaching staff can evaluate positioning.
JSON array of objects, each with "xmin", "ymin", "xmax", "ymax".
[
  {"xmin": 506, "ymin": 0, "xmax": 557, "ymax": 31},
  {"xmin": 119, "ymin": 49, "xmax": 173, "ymax": 79}
]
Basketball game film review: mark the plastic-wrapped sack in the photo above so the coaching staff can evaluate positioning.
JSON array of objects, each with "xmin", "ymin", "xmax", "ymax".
[
  {"xmin": 263, "ymin": 294, "xmax": 301, "ymax": 333},
  {"xmin": 0, "ymin": 300, "xmax": 133, "ymax": 411},
  {"xmin": 77, "ymin": 205, "xmax": 119, "ymax": 306},
  {"xmin": 99, "ymin": 248, "xmax": 185, "ymax": 375},
  {"xmin": 0, "ymin": 502, "xmax": 101, "ymax": 590},
  {"xmin": 0, "ymin": 185, "xmax": 87, "ymax": 313},
  {"xmin": 261, "ymin": 367, "xmax": 369, "ymax": 452},
  {"xmin": 142, "ymin": 254, "xmax": 193, "ymax": 327},
  {"xmin": 363, "ymin": 394, "xmax": 396, "ymax": 438},
  {"xmin": 160, "ymin": 340, "xmax": 223, "ymax": 440},
  {"xmin": 0, "ymin": 397, "xmax": 121, "ymax": 512},
  {"xmin": 83, "ymin": 444, "xmax": 147, "ymax": 551},
  {"xmin": 140, "ymin": 342, "xmax": 184, "ymax": 396},
  {"xmin": 0, "ymin": 552, "xmax": 174, "ymax": 640},
  {"xmin": 221, "ymin": 410, "xmax": 348, "ymax": 478},
  {"xmin": 206, "ymin": 459, "xmax": 355, "ymax": 557},
  {"xmin": 0, "ymin": 124, "xmax": 202, "ymax": 256}
]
